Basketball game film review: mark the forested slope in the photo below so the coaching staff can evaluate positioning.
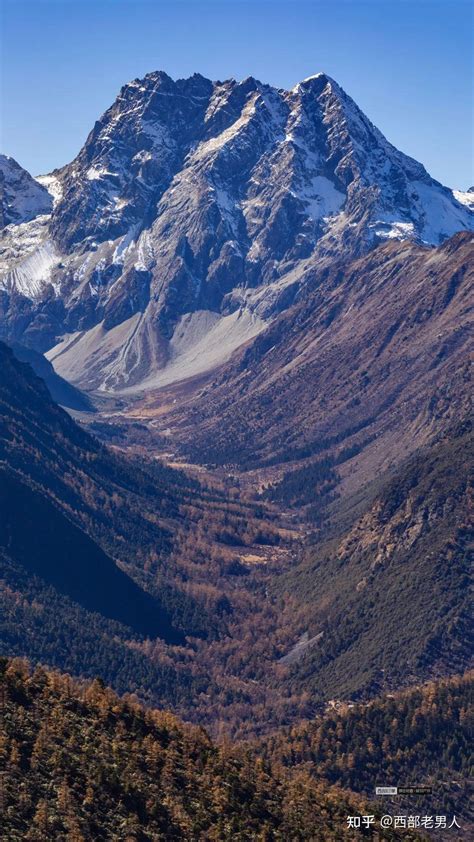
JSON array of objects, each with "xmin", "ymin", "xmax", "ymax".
[
  {"xmin": 0, "ymin": 657, "xmax": 425, "ymax": 841},
  {"xmin": 258, "ymin": 672, "xmax": 473, "ymax": 833},
  {"xmin": 273, "ymin": 423, "xmax": 473, "ymax": 700}
]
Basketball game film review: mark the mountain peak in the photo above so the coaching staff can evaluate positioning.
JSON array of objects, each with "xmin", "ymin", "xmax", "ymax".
[
  {"xmin": 292, "ymin": 71, "xmax": 333, "ymax": 93},
  {"xmin": 301, "ymin": 72, "xmax": 327, "ymax": 82},
  {"xmin": 299, "ymin": 71, "xmax": 331, "ymax": 85},
  {"xmin": 0, "ymin": 70, "xmax": 472, "ymax": 392},
  {"xmin": 0, "ymin": 154, "xmax": 52, "ymax": 228},
  {"xmin": 140, "ymin": 69, "xmax": 174, "ymax": 85}
]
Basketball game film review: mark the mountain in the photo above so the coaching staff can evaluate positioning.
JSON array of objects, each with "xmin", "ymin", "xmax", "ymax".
[
  {"xmin": 0, "ymin": 340, "xmax": 186, "ymax": 644},
  {"xmin": 1, "ymin": 658, "xmax": 421, "ymax": 842},
  {"xmin": 0, "ymin": 71, "xmax": 471, "ymax": 390},
  {"xmin": 0, "ymin": 470, "xmax": 183, "ymax": 641},
  {"xmin": 0, "ymin": 154, "xmax": 52, "ymax": 227},
  {"xmin": 157, "ymin": 231, "xmax": 472, "ymax": 490},
  {"xmin": 0, "ymin": 68, "xmax": 472, "ymax": 823}
]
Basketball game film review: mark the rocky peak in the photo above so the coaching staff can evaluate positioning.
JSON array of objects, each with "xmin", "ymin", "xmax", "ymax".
[
  {"xmin": 0, "ymin": 155, "xmax": 52, "ymax": 228},
  {"xmin": 47, "ymin": 68, "xmax": 472, "ymax": 255},
  {"xmin": 0, "ymin": 70, "xmax": 472, "ymax": 391}
]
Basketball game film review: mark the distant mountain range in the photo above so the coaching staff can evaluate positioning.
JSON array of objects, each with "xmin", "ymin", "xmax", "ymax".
[{"xmin": 0, "ymin": 70, "xmax": 472, "ymax": 392}]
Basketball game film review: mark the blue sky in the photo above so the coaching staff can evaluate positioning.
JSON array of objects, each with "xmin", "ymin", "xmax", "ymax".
[{"xmin": 1, "ymin": 0, "xmax": 472, "ymax": 188}]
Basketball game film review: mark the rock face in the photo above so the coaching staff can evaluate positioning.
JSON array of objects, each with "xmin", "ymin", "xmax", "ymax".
[
  {"xmin": 0, "ymin": 71, "xmax": 472, "ymax": 390},
  {"xmin": 0, "ymin": 155, "xmax": 52, "ymax": 228}
]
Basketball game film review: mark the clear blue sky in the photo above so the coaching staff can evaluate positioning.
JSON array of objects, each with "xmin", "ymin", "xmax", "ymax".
[{"xmin": 1, "ymin": 0, "xmax": 472, "ymax": 188}]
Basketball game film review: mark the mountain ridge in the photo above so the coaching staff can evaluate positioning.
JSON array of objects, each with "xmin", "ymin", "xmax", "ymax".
[{"xmin": 0, "ymin": 69, "xmax": 471, "ymax": 391}]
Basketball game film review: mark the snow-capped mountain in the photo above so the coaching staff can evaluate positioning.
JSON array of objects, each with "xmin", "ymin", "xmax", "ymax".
[
  {"xmin": 0, "ymin": 155, "xmax": 52, "ymax": 227},
  {"xmin": 0, "ymin": 71, "xmax": 472, "ymax": 390}
]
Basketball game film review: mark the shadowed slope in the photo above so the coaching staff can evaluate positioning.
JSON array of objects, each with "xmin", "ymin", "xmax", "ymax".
[{"xmin": 0, "ymin": 470, "xmax": 183, "ymax": 642}]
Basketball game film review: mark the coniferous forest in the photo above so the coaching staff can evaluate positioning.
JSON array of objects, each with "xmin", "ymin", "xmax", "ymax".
[{"xmin": 2, "ymin": 656, "xmax": 458, "ymax": 841}]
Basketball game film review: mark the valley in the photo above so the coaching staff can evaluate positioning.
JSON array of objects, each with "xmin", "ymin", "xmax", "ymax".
[
  {"xmin": 0, "ymin": 57, "xmax": 472, "ymax": 840},
  {"xmin": 1, "ymin": 337, "xmax": 471, "ymax": 745}
]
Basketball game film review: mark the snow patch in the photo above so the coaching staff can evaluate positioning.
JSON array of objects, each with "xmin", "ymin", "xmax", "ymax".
[
  {"xmin": 134, "ymin": 229, "xmax": 154, "ymax": 271},
  {"xmin": 296, "ymin": 175, "xmax": 345, "ymax": 221},
  {"xmin": 371, "ymin": 184, "xmax": 472, "ymax": 244},
  {"xmin": 0, "ymin": 239, "xmax": 61, "ymax": 297},
  {"xmin": 412, "ymin": 181, "xmax": 473, "ymax": 244},
  {"xmin": 112, "ymin": 226, "xmax": 139, "ymax": 264},
  {"xmin": 453, "ymin": 189, "xmax": 474, "ymax": 211},
  {"xmin": 36, "ymin": 174, "xmax": 63, "ymax": 208},
  {"xmin": 86, "ymin": 166, "xmax": 116, "ymax": 181},
  {"xmin": 370, "ymin": 219, "xmax": 416, "ymax": 241}
]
